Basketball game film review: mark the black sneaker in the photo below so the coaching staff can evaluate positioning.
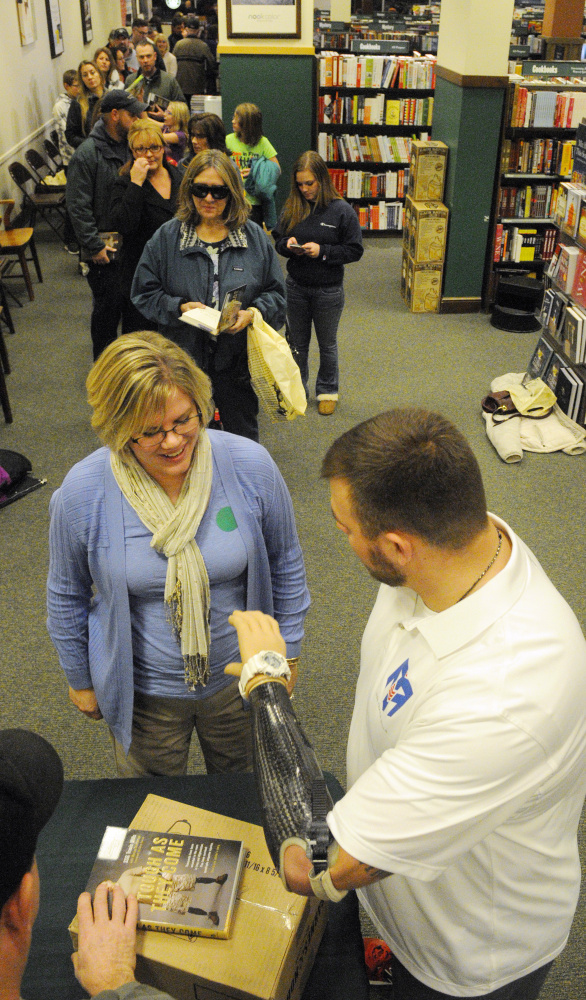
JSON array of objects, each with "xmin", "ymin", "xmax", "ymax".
[{"xmin": 64, "ymin": 242, "xmax": 79, "ymax": 255}]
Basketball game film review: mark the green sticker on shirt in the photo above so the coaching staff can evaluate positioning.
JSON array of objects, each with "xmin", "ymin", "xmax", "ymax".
[{"xmin": 216, "ymin": 506, "xmax": 238, "ymax": 532}]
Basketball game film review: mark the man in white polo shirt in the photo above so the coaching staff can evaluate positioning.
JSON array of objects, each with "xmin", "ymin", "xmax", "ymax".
[{"xmin": 228, "ymin": 408, "xmax": 586, "ymax": 1000}]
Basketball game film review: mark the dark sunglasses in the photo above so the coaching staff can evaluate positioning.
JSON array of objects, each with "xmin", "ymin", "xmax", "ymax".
[{"xmin": 191, "ymin": 182, "xmax": 229, "ymax": 200}]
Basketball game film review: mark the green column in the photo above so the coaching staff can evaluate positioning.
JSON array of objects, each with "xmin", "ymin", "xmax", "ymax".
[
  {"xmin": 432, "ymin": 76, "xmax": 506, "ymax": 305},
  {"xmin": 220, "ymin": 54, "xmax": 316, "ymax": 215}
]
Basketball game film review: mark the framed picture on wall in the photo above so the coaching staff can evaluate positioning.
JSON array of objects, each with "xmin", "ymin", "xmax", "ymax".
[
  {"xmin": 45, "ymin": 0, "xmax": 64, "ymax": 57},
  {"xmin": 80, "ymin": 0, "xmax": 93, "ymax": 44},
  {"xmin": 16, "ymin": 0, "xmax": 36, "ymax": 46},
  {"xmin": 227, "ymin": 0, "xmax": 301, "ymax": 39}
]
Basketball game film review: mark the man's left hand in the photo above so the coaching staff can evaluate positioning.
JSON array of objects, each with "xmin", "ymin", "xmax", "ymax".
[
  {"xmin": 72, "ymin": 882, "xmax": 138, "ymax": 996},
  {"xmin": 225, "ymin": 309, "xmax": 254, "ymax": 334}
]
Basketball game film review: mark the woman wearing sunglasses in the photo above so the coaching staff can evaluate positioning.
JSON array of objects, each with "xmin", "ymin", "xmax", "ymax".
[
  {"xmin": 109, "ymin": 119, "xmax": 182, "ymax": 333},
  {"xmin": 131, "ymin": 150, "xmax": 285, "ymax": 441},
  {"xmin": 47, "ymin": 331, "xmax": 309, "ymax": 777}
]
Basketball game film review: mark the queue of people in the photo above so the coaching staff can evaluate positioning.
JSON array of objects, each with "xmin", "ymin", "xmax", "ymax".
[{"xmin": 18, "ymin": 32, "xmax": 585, "ymax": 1000}]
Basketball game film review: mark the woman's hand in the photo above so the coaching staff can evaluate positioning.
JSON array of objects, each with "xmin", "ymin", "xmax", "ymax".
[
  {"xmin": 226, "ymin": 309, "xmax": 253, "ymax": 334},
  {"xmin": 180, "ymin": 301, "xmax": 206, "ymax": 314},
  {"xmin": 301, "ymin": 242, "xmax": 320, "ymax": 259},
  {"xmin": 130, "ymin": 157, "xmax": 149, "ymax": 186},
  {"xmin": 69, "ymin": 686, "xmax": 103, "ymax": 721}
]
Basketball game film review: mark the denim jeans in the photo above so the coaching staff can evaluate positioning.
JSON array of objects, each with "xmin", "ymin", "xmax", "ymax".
[{"xmin": 286, "ymin": 277, "xmax": 345, "ymax": 397}]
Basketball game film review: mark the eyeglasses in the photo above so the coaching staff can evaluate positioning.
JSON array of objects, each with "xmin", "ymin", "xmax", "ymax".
[
  {"xmin": 130, "ymin": 410, "xmax": 201, "ymax": 450},
  {"xmin": 133, "ymin": 145, "xmax": 163, "ymax": 156},
  {"xmin": 191, "ymin": 183, "xmax": 230, "ymax": 200}
]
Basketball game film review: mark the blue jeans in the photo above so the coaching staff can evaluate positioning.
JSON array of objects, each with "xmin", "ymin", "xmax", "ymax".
[{"xmin": 286, "ymin": 277, "xmax": 344, "ymax": 397}]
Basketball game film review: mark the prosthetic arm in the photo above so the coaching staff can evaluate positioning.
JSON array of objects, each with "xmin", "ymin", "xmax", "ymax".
[{"xmin": 236, "ymin": 649, "xmax": 348, "ymax": 903}]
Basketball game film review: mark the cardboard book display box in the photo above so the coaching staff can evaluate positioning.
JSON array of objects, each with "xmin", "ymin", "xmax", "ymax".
[
  {"xmin": 70, "ymin": 795, "xmax": 327, "ymax": 1000},
  {"xmin": 403, "ymin": 195, "xmax": 448, "ymax": 263},
  {"xmin": 407, "ymin": 140, "xmax": 448, "ymax": 202},
  {"xmin": 400, "ymin": 248, "xmax": 443, "ymax": 313}
]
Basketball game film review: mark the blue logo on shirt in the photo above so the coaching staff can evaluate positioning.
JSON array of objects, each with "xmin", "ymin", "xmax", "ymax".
[{"xmin": 381, "ymin": 659, "xmax": 413, "ymax": 717}]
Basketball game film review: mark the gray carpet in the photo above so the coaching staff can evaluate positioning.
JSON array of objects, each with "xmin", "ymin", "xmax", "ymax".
[{"xmin": 0, "ymin": 225, "xmax": 584, "ymax": 997}]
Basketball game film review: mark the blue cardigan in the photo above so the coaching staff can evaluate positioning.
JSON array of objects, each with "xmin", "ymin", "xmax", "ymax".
[{"xmin": 47, "ymin": 432, "xmax": 309, "ymax": 752}]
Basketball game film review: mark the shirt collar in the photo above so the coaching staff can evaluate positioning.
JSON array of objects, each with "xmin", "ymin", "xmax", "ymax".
[
  {"xmin": 179, "ymin": 221, "xmax": 248, "ymax": 253},
  {"xmin": 396, "ymin": 515, "xmax": 529, "ymax": 659}
]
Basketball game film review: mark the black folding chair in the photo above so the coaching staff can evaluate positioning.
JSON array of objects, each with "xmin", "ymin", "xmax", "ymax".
[
  {"xmin": 0, "ymin": 263, "xmax": 17, "ymax": 327},
  {"xmin": 0, "ymin": 306, "xmax": 13, "ymax": 423},
  {"xmin": 8, "ymin": 161, "xmax": 67, "ymax": 240},
  {"xmin": 43, "ymin": 138, "xmax": 63, "ymax": 172},
  {"xmin": 25, "ymin": 148, "xmax": 57, "ymax": 184},
  {"xmin": 50, "ymin": 128, "xmax": 60, "ymax": 149}
]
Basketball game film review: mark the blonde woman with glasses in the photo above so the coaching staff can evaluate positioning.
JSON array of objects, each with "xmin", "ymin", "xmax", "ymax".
[
  {"xmin": 47, "ymin": 331, "xmax": 309, "ymax": 777},
  {"xmin": 109, "ymin": 119, "xmax": 183, "ymax": 332}
]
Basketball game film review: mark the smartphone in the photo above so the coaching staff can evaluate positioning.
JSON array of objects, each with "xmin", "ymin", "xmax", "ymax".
[{"xmin": 289, "ymin": 241, "xmax": 307, "ymax": 255}]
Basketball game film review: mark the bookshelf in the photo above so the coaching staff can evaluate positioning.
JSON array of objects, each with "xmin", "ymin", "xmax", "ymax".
[
  {"xmin": 517, "ymin": 121, "xmax": 586, "ymax": 427},
  {"xmin": 484, "ymin": 73, "xmax": 586, "ymax": 307},
  {"xmin": 317, "ymin": 47, "xmax": 436, "ymax": 234}
]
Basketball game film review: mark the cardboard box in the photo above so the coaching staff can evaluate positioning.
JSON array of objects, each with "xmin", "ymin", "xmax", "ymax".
[
  {"xmin": 70, "ymin": 795, "xmax": 327, "ymax": 1000},
  {"xmin": 401, "ymin": 248, "xmax": 443, "ymax": 313},
  {"xmin": 407, "ymin": 140, "xmax": 448, "ymax": 202},
  {"xmin": 404, "ymin": 195, "xmax": 449, "ymax": 263}
]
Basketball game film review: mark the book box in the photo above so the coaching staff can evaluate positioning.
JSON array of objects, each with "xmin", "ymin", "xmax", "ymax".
[
  {"xmin": 407, "ymin": 140, "xmax": 448, "ymax": 201},
  {"xmin": 401, "ymin": 249, "xmax": 443, "ymax": 313},
  {"xmin": 70, "ymin": 795, "xmax": 327, "ymax": 1000},
  {"xmin": 403, "ymin": 196, "xmax": 448, "ymax": 263}
]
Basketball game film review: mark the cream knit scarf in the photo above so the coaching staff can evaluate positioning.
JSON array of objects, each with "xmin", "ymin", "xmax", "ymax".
[{"xmin": 110, "ymin": 430, "xmax": 213, "ymax": 689}]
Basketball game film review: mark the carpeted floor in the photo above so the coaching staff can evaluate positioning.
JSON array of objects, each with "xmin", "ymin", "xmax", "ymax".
[{"xmin": 0, "ymin": 224, "xmax": 584, "ymax": 998}]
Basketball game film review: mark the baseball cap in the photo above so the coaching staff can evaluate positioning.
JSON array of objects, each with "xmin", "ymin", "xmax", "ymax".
[
  {"xmin": 109, "ymin": 27, "xmax": 130, "ymax": 39},
  {"xmin": 0, "ymin": 729, "xmax": 63, "ymax": 911},
  {"xmin": 101, "ymin": 90, "xmax": 148, "ymax": 116},
  {"xmin": 184, "ymin": 14, "xmax": 200, "ymax": 29}
]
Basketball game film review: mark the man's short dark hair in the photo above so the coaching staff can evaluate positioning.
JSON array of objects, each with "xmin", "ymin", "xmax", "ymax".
[
  {"xmin": 171, "ymin": 13, "xmax": 185, "ymax": 25},
  {"xmin": 132, "ymin": 16, "xmax": 149, "ymax": 28},
  {"xmin": 321, "ymin": 409, "xmax": 488, "ymax": 549},
  {"xmin": 135, "ymin": 38, "xmax": 157, "ymax": 53},
  {"xmin": 63, "ymin": 69, "xmax": 78, "ymax": 87}
]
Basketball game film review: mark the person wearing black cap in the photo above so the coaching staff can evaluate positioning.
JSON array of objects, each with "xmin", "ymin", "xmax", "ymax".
[
  {"xmin": 0, "ymin": 728, "xmax": 174, "ymax": 1000},
  {"xmin": 66, "ymin": 89, "xmax": 148, "ymax": 360},
  {"xmin": 173, "ymin": 14, "xmax": 216, "ymax": 108}
]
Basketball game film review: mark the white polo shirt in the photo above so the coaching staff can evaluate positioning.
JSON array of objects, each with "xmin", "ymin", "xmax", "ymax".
[{"xmin": 328, "ymin": 516, "xmax": 586, "ymax": 997}]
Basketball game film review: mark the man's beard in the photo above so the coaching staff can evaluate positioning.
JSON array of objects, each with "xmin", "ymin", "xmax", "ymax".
[{"xmin": 366, "ymin": 543, "xmax": 407, "ymax": 588}]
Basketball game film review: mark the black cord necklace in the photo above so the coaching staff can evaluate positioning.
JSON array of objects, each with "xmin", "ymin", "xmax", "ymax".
[{"xmin": 458, "ymin": 527, "xmax": 503, "ymax": 603}]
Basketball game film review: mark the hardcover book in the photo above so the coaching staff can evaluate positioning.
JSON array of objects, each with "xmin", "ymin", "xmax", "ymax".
[
  {"xmin": 85, "ymin": 826, "xmax": 246, "ymax": 939},
  {"xmin": 526, "ymin": 336, "xmax": 554, "ymax": 380}
]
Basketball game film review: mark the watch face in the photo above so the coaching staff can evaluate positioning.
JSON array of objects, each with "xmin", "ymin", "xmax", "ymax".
[
  {"xmin": 166, "ymin": 0, "xmax": 181, "ymax": 8},
  {"xmin": 261, "ymin": 651, "xmax": 286, "ymax": 671}
]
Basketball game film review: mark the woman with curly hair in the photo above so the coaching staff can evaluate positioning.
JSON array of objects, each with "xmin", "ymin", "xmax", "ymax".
[
  {"xmin": 109, "ymin": 119, "xmax": 183, "ymax": 333},
  {"xmin": 131, "ymin": 150, "xmax": 285, "ymax": 440},
  {"xmin": 273, "ymin": 150, "xmax": 363, "ymax": 416}
]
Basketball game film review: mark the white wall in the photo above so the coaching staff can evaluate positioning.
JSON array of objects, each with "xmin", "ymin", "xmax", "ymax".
[{"xmin": 0, "ymin": 0, "xmax": 120, "ymax": 198}]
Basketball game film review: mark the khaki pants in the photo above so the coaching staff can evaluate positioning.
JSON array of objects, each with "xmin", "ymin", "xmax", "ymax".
[{"xmin": 111, "ymin": 680, "xmax": 253, "ymax": 776}]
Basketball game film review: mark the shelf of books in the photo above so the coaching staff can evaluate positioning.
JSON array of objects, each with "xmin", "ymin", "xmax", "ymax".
[
  {"xmin": 525, "ymin": 176, "xmax": 586, "ymax": 426},
  {"xmin": 317, "ymin": 50, "xmax": 436, "ymax": 234},
  {"xmin": 484, "ymin": 69, "xmax": 586, "ymax": 306}
]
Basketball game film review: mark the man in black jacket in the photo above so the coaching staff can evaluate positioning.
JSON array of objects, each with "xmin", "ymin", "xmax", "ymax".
[
  {"xmin": 173, "ymin": 14, "xmax": 216, "ymax": 107},
  {"xmin": 66, "ymin": 90, "xmax": 147, "ymax": 360}
]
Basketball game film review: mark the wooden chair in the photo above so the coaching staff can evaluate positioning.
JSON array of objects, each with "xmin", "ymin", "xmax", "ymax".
[
  {"xmin": 0, "ymin": 199, "xmax": 43, "ymax": 302},
  {"xmin": 43, "ymin": 138, "xmax": 63, "ymax": 172},
  {"xmin": 8, "ymin": 161, "xmax": 67, "ymax": 239},
  {"xmin": 0, "ymin": 307, "xmax": 13, "ymax": 423}
]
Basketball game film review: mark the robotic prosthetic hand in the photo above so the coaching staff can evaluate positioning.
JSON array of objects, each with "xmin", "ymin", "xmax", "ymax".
[{"xmin": 237, "ymin": 649, "xmax": 348, "ymax": 903}]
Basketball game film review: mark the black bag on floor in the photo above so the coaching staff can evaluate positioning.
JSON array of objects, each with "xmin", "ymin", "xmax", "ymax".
[{"xmin": 0, "ymin": 449, "xmax": 45, "ymax": 508}]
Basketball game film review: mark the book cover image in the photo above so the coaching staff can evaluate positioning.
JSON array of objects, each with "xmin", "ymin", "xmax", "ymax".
[{"xmin": 86, "ymin": 827, "xmax": 246, "ymax": 939}]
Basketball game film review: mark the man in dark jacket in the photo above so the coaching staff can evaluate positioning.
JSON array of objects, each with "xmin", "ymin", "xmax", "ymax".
[
  {"xmin": 173, "ymin": 14, "xmax": 216, "ymax": 106},
  {"xmin": 66, "ymin": 89, "xmax": 147, "ymax": 359},
  {"xmin": 125, "ymin": 40, "xmax": 186, "ymax": 108}
]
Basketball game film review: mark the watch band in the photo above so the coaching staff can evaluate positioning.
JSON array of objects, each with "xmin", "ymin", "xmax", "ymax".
[
  {"xmin": 238, "ymin": 650, "xmax": 291, "ymax": 700},
  {"xmin": 308, "ymin": 866, "xmax": 348, "ymax": 903}
]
